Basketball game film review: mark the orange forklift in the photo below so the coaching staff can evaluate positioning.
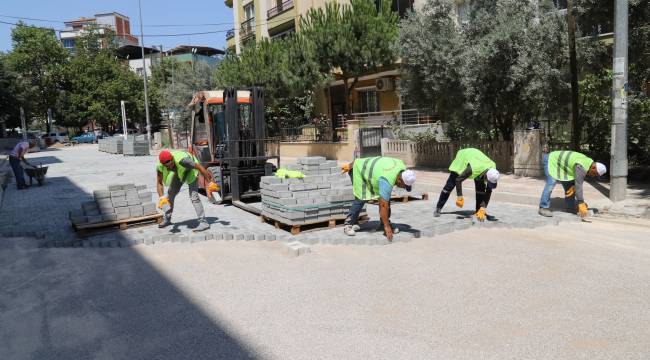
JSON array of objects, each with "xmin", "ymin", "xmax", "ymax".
[{"xmin": 188, "ymin": 87, "xmax": 279, "ymax": 213}]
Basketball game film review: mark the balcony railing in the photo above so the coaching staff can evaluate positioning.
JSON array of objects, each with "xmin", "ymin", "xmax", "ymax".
[
  {"xmin": 226, "ymin": 29, "xmax": 235, "ymax": 40},
  {"xmin": 336, "ymin": 109, "xmax": 438, "ymax": 128},
  {"xmin": 267, "ymin": 0, "xmax": 294, "ymax": 19},
  {"xmin": 240, "ymin": 18, "xmax": 255, "ymax": 39}
]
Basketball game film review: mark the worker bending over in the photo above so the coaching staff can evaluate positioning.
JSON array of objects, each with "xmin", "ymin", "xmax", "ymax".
[
  {"xmin": 156, "ymin": 150, "xmax": 218, "ymax": 232},
  {"xmin": 538, "ymin": 150, "xmax": 606, "ymax": 218},
  {"xmin": 341, "ymin": 156, "xmax": 416, "ymax": 241},
  {"xmin": 8, "ymin": 140, "xmax": 36, "ymax": 190},
  {"xmin": 434, "ymin": 148, "xmax": 500, "ymax": 221}
]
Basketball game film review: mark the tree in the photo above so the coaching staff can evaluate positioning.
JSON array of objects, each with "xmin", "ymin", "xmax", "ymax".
[
  {"xmin": 399, "ymin": 0, "xmax": 570, "ymax": 141},
  {"xmin": 301, "ymin": 0, "xmax": 398, "ymax": 114},
  {"xmin": 0, "ymin": 53, "xmax": 20, "ymax": 129},
  {"xmin": 6, "ymin": 23, "xmax": 68, "ymax": 129},
  {"xmin": 57, "ymin": 28, "xmax": 148, "ymax": 132}
]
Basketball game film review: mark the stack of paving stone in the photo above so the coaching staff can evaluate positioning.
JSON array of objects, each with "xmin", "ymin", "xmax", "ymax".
[
  {"xmin": 261, "ymin": 156, "xmax": 363, "ymax": 226},
  {"xmin": 98, "ymin": 137, "xmax": 124, "ymax": 154},
  {"xmin": 123, "ymin": 136, "xmax": 150, "ymax": 156},
  {"xmin": 69, "ymin": 183, "xmax": 158, "ymax": 227}
]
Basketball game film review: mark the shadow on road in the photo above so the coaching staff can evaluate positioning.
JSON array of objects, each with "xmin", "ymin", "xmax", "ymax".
[{"xmin": 0, "ymin": 175, "xmax": 259, "ymax": 359}]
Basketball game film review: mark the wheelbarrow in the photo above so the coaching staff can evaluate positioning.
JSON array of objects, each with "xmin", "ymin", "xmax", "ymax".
[{"xmin": 24, "ymin": 163, "xmax": 48, "ymax": 186}]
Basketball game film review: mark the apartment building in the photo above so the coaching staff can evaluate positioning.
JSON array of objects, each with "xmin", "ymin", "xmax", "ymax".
[{"xmin": 60, "ymin": 12, "xmax": 139, "ymax": 52}]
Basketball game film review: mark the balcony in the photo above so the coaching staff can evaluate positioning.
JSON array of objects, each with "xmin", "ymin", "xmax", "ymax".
[
  {"xmin": 240, "ymin": 18, "xmax": 255, "ymax": 39},
  {"xmin": 226, "ymin": 29, "xmax": 235, "ymax": 40},
  {"xmin": 267, "ymin": 0, "xmax": 294, "ymax": 19}
]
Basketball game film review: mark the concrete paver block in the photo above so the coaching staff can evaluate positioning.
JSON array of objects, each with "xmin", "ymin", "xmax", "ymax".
[{"xmin": 129, "ymin": 205, "xmax": 144, "ymax": 217}]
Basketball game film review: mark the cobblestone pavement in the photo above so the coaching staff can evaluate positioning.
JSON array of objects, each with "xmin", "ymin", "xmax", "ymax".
[{"xmin": 0, "ymin": 145, "xmax": 581, "ymax": 249}]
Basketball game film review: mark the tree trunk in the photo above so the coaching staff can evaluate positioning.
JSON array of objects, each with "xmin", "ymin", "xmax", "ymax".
[{"xmin": 567, "ymin": 0, "xmax": 581, "ymax": 151}]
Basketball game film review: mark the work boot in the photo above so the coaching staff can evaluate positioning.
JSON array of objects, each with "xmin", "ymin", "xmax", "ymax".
[
  {"xmin": 193, "ymin": 221, "xmax": 210, "ymax": 232},
  {"xmin": 352, "ymin": 224, "xmax": 361, "ymax": 232},
  {"xmin": 433, "ymin": 208, "xmax": 442, "ymax": 217},
  {"xmin": 158, "ymin": 216, "xmax": 172, "ymax": 228},
  {"xmin": 344, "ymin": 225, "xmax": 356, "ymax": 236},
  {"xmin": 538, "ymin": 208, "xmax": 553, "ymax": 217}
]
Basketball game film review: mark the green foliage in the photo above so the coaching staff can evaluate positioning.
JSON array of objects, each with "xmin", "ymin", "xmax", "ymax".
[
  {"xmin": 57, "ymin": 28, "xmax": 149, "ymax": 131},
  {"xmin": 6, "ymin": 23, "xmax": 68, "ymax": 125},
  {"xmin": 0, "ymin": 53, "xmax": 20, "ymax": 128},
  {"xmin": 301, "ymin": 0, "xmax": 398, "ymax": 113},
  {"xmin": 400, "ymin": 0, "xmax": 572, "ymax": 141}
]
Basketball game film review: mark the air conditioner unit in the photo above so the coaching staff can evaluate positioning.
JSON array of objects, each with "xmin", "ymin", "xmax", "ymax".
[{"xmin": 375, "ymin": 77, "xmax": 394, "ymax": 92}]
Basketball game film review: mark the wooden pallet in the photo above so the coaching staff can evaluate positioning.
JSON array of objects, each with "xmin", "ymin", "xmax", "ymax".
[
  {"xmin": 73, "ymin": 213, "xmax": 164, "ymax": 237},
  {"xmin": 369, "ymin": 192, "xmax": 429, "ymax": 204},
  {"xmin": 260, "ymin": 214, "xmax": 369, "ymax": 235}
]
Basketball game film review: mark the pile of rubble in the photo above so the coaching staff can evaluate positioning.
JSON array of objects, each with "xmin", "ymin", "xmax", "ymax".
[{"xmin": 69, "ymin": 183, "xmax": 158, "ymax": 226}]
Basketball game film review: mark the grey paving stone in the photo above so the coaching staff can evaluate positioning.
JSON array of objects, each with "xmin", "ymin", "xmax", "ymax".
[
  {"xmin": 190, "ymin": 233, "xmax": 206, "ymax": 243},
  {"xmin": 127, "ymin": 199, "xmax": 142, "ymax": 206},
  {"xmin": 235, "ymin": 233, "xmax": 245, "ymax": 240},
  {"xmin": 224, "ymin": 233, "xmax": 234, "ymax": 240},
  {"xmin": 129, "ymin": 205, "xmax": 144, "ymax": 217},
  {"xmin": 112, "ymin": 200, "xmax": 128, "ymax": 208},
  {"xmin": 245, "ymin": 233, "xmax": 255, "ymax": 241},
  {"xmin": 102, "ymin": 214, "xmax": 118, "ymax": 222}
]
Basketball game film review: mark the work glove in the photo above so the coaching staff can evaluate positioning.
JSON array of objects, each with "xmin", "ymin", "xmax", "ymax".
[
  {"xmin": 341, "ymin": 163, "xmax": 351, "ymax": 173},
  {"xmin": 207, "ymin": 181, "xmax": 220, "ymax": 193},
  {"xmin": 565, "ymin": 186, "xmax": 575, "ymax": 197},
  {"xmin": 475, "ymin": 207, "xmax": 487, "ymax": 222},
  {"xmin": 157, "ymin": 196, "xmax": 170, "ymax": 211},
  {"xmin": 207, "ymin": 181, "xmax": 221, "ymax": 202},
  {"xmin": 578, "ymin": 203, "xmax": 589, "ymax": 218},
  {"xmin": 455, "ymin": 196, "xmax": 465, "ymax": 208}
]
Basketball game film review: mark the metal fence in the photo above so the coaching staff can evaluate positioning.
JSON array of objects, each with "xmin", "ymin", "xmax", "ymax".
[
  {"xmin": 279, "ymin": 125, "xmax": 347, "ymax": 143},
  {"xmin": 337, "ymin": 109, "xmax": 438, "ymax": 128}
]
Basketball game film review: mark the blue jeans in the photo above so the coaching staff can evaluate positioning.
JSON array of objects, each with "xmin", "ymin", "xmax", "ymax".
[
  {"xmin": 9, "ymin": 156, "xmax": 26, "ymax": 188},
  {"xmin": 539, "ymin": 154, "xmax": 575, "ymax": 209},
  {"xmin": 345, "ymin": 198, "xmax": 366, "ymax": 225}
]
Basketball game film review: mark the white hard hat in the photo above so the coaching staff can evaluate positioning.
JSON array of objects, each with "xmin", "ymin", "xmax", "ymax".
[
  {"xmin": 401, "ymin": 170, "xmax": 416, "ymax": 190},
  {"xmin": 595, "ymin": 162, "xmax": 607, "ymax": 176},
  {"xmin": 486, "ymin": 168, "xmax": 500, "ymax": 184}
]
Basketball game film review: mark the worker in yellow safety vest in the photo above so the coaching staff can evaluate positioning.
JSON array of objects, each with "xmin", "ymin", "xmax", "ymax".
[
  {"xmin": 538, "ymin": 150, "xmax": 606, "ymax": 218},
  {"xmin": 156, "ymin": 149, "xmax": 218, "ymax": 232},
  {"xmin": 433, "ymin": 148, "xmax": 500, "ymax": 221},
  {"xmin": 341, "ymin": 156, "xmax": 416, "ymax": 241}
]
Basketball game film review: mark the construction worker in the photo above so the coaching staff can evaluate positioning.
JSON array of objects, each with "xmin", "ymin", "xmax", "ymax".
[
  {"xmin": 341, "ymin": 156, "xmax": 417, "ymax": 241},
  {"xmin": 8, "ymin": 140, "xmax": 36, "ymax": 190},
  {"xmin": 156, "ymin": 149, "xmax": 218, "ymax": 232},
  {"xmin": 538, "ymin": 150, "xmax": 606, "ymax": 218},
  {"xmin": 433, "ymin": 148, "xmax": 500, "ymax": 221}
]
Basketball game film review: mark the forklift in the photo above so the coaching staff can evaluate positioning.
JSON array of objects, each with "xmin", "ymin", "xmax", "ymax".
[{"xmin": 187, "ymin": 87, "xmax": 279, "ymax": 214}]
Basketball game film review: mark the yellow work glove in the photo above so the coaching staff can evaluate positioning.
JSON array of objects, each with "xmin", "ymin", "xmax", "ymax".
[
  {"xmin": 455, "ymin": 196, "xmax": 464, "ymax": 208},
  {"xmin": 578, "ymin": 203, "xmax": 589, "ymax": 218},
  {"xmin": 207, "ymin": 181, "xmax": 220, "ymax": 192},
  {"xmin": 341, "ymin": 163, "xmax": 351, "ymax": 173},
  {"xmin": 475, "ymin": 207, "xmax": 487, "ymax": 222},
  {"xmin": 157, "ymin": 196, "xmax": 170, "ymax": 209},
  {"xmin": 566, "ymin": 186, "xmax": 575, "ymax": 197}
]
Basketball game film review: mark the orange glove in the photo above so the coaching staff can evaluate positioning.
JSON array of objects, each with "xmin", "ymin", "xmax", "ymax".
[
  {"xmin": 207, "ymin": 181, "xmax": 220, "ymax": 192},
  {"xmin": 157, "ymin": 196, "xmax": 170, "ymax": 210},
  {"xmin": 455, "ymin": 197, "xmax": 464, "ymax": 208},
  {"xmin": 475, "ymin": 207, "xmax": 486, "ymax": 222},
  {"xmin": 341, "ymin": 163, "xmax": 351, "ymax": 173},
  {"xmin": 578, "ymin": 203, "xmax": 589, "ymax": 218},
  {"xmin": 566, "ymin": 186, "xmax": 575, "ymax": 197}
]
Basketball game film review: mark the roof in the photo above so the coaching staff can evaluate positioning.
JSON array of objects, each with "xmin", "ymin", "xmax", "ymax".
[
  {"xmin": 64, "ymin": 17, "xmax": 95, "ymax": 25},
  {"xmin": 116, "ymin": 45, "xmax": 161, "ymax": 59},
  {"xmin": 95, "ymin": 12, "xmax": 130, "ymax": 19},
  {"xmin": 166, "ymin": 45, "xmax": 224, "ymax": 57}
]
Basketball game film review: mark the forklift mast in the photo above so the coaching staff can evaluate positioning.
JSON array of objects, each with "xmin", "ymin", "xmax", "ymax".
[{"xmin": 188, "ymin": 87, "xmax": 279, "ymax": 204}]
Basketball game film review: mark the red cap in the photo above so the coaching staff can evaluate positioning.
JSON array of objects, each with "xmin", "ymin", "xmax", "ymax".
[{"xmin": 159, "ymin": 150, "xmax": 173, "ymax": 164}]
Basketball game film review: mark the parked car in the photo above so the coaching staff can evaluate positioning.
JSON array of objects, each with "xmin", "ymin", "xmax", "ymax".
[
  {"xmin": 43, "ymin": 131, "xmax": 69, "ymax": 144},
  {"xmin": 72, "ymin": 133, "xmax": 96, "ymax": 143}
]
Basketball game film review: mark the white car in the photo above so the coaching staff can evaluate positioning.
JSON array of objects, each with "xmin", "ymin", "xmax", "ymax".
[{"xmin": 44, "ymin": 131, "xmax": 69, "ymax": 143}]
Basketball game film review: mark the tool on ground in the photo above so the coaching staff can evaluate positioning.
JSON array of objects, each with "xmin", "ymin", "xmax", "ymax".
[
  {"xmin": 158, "ymin": 196, "xmax": 171, "ymax": 212},
  {"xmin": 566, "ymin": 186, "xmax": 575, "ymax": 197},
  {"xmin": 455, "ymin": 196, "xmax": 465, "ymax": 208},
  {"xmin": 475, "ymin": 207, "xmax": 487, "ymax": 221},
  {"xmin": 578, "ymin": 203, "xmax": 589, "ymax": 218}
]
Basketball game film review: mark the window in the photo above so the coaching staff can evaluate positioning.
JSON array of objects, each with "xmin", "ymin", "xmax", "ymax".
[
  {"xmin": 244, "ymin": 3, "xmax": 255, "ymax": 20},
  {"xmin": 359, "ymin": 89, "xmax": 379, "ymax": 113},
  {"xmin": 62, "ymin": 39, "xmax": 75, "ymax": 49}
]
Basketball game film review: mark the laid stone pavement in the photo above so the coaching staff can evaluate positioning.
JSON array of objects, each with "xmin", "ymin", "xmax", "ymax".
[{"xmin": 0, "ymin": 145, "xmax": 581, "ymax": 250}]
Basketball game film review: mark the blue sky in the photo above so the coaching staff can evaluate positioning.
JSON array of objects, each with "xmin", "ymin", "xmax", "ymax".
[{"xmin": 0, "ymin": 0, "xmax": 233, "ymax": 52}]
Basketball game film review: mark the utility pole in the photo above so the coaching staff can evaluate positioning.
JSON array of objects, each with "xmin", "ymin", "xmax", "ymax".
[
  {"xmin": 566, "ymin": 0, "xmax": 580, "ymax": 151},
  {"xmin": 121, "ymin": 101, "xmax": 128, "ymax": 138},
  {"xmin": 138, "ymin": 0, "xmax": 152, "ymax": 149},
  {"xmin": 610, "ymin": 0, "xmax": 628, "ymax": 202},
  {"xmin": 20, "ymin": 107, "xmax": 27, "ymax": 140}
]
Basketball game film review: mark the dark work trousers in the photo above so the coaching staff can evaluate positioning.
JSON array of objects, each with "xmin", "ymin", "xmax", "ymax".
[
  {"xmin": 9, "ymin": 156, "xmax": 27, "ymax": 188},
  {"xmin": 435, "ymin": 172, "xmax": 492, "ymax": 212},
  {"xmin": 345, "ymin": 168, "xmax": 391, "ymax": 226}
]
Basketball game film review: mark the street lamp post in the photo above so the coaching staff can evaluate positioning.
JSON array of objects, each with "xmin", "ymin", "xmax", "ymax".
[{"xmin": 138, "ymin": 0, "xmax": 152, "ymax": 149}]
